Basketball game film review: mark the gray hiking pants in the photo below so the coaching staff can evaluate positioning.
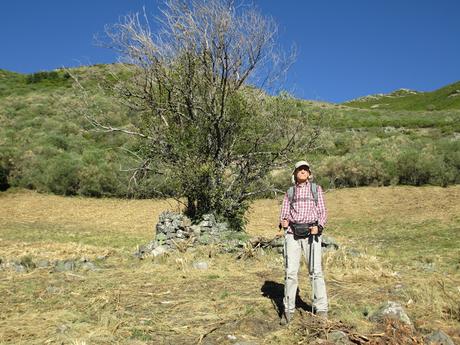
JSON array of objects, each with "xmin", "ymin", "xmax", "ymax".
[{"xmin": 283, "ymin": 233, "xmax": 328, "ymax": 314}]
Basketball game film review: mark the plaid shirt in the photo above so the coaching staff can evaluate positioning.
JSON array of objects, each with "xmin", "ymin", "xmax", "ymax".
[{"xmin": 280, "ymin": 182, "xmax": 327, "ymax": 232}]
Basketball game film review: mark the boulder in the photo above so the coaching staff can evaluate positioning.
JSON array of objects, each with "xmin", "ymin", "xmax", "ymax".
[
  {"xmin": 424, "ymin": 330, "xmax": 455, "ymax": 345},
  {"xmin": 193, "ymin": 261, "xmax": 209, "ymax": 270},
  {"xmin": 13, "ymin": 263, "xmax": 27, "ymax": 273},
  {"xmin": 80, "ymin": 262, "xmax": 97, "ymax": 271},
  {"xmin": 152, "ymin": 245, "xmax": 168, "ymax": 257},
  {"xmin": 322, "ymin": 235, "xmax": 339, "ymax": 251},
  {"xmin": 370, "ymin": 301, "xmax": 412, "ymax": 325},
  {"xmin": 54, "ymin": 260, "xmax": 76, "ymax": 272},
  {"xmin": 37, "ymin": 260, "xmax": 51, "ymax": 268},
  {"xmin": 328, "ymin": 330, "xmax": 353, "ymax": 345}
]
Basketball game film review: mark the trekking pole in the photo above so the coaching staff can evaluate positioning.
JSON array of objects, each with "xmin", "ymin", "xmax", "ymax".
[{"xmin": 309, "ymin": 232, "xmax": 315, "ymax": 314}]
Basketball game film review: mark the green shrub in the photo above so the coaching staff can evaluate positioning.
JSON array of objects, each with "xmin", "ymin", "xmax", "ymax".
[
  {"xmin": 44, "ymin": 153, "xmax": 82, "ymax": 195},
  {"xmin": 77, "ymin": 149, "xmax": 126, "ymax": 197},
  {"xmin": 0, "ymin": 158, "xmax": 12, "ymax": 191},
  {"xmin": 26, "ymin": 71, "xmax": 59, "ymax": 84},
  {"xmin": 316, "ymin": 136, "xmax": 459, "ymax": 189},
  {"xmin": 77, "ymin": 164, "xmax": 118, "ymax": 197}
]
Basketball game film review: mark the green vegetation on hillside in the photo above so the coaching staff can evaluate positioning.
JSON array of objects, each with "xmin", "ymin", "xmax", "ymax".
[
  {"xmin": 344, "ymin": 81, "xmax": 460, "ymax": 111},
  {"xmin": 0, "ymin": 66, "xmax": 139, "ymax": 197},
  {"xmin": 1, "ymin": 65, "xmax": 459, "ymax": 198}
]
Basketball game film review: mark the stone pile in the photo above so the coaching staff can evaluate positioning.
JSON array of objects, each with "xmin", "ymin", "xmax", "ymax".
[
  {"xmin": 0, "ymin": 256, "xmax": 102, "ymax": 273},
  {"xmin": 134, "ymin": 211, "xmax": 243, "ymax": 259},
  {"xmin": 154, "ymin": 211, "xmax": 195, "ymax": 248}
]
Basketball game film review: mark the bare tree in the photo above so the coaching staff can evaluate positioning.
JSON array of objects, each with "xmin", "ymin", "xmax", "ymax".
[{"xmin": 76, "ymin": 0, "xmax": 319, "ymax": 229}]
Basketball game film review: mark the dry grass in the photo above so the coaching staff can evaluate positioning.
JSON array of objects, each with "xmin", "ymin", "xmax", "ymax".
[
  {"xmin": 0, "ymin": 186, "xmax": 459, "ymax": 344},
  {"xmin": 0, "ymin": 189, "xmax": 182, "ymax": 237}
]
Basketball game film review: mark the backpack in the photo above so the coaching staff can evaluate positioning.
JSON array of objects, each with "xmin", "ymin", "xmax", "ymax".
[{"xmin": 287, "ymin": 182, "xmax": 318, "ymax": 209}]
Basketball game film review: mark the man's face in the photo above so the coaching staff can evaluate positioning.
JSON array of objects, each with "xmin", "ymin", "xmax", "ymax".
[{"xmin": 295, "ymin": 166, "xmax": 310, "ymax": 183}]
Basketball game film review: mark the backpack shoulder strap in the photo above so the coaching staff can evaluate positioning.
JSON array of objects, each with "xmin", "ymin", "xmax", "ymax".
[
  {"xmin": 310, "ymin": 182, "xmax": 318, "ymax": 206},
  {"xmin": 287, "ymin": 186, "xmax": 295, "ymax": 207}
]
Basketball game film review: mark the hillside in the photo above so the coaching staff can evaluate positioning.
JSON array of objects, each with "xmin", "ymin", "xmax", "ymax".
[
  {"xmin": 0, "ymin": 65, "xmax": 141, "ymax": 196},
  {"xmin": 1, "ymin": 65, "xmax": 459, "ymax": 198},
  {"xmin": 344, "ymin": 81, "xmax": 460, "ymax": 110},
  {"xmin": 0, "ymin": 187, "xmax": 459, "ymax": 343}
]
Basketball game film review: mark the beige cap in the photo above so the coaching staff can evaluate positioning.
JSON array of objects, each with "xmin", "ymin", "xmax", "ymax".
[{"xmin": 293, "ymin": 160, "xmax": 310, "ymax": 171}]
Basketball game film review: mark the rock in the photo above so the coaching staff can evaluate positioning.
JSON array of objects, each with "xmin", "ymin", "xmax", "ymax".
[
  {"xmin": 198, "ymin": 233, "xmax": 210, "ymax": 245},
  {"xmin": 168, "ymin": 239, "xmax": 178, "ymax": 249},
  {"xmin": 14, "ymin": 263, "xmax": 26, "ymax": 273},
  {"xmin": 217, "ymin": 222, "xmax": 229, "ymax": 232},
  {"xmin": 345, "ymin": 248, "xmax": 360, "ymax": 257},
  {"xmin": 421, "ymin": 262, "xmax": 436, "ymax": 272},
  {"xmin": 80, "ymin": 262, "xmax": 97, "ymax": 271},
  {"xmin": 193, "ymin": 261, "xmax": 209, "ymax": 270},
  {"xmin": 37, "ymin": 260, "xmax": 51, "ymax": 268},
  {"xmin": 156, "ymin": 233, "xmax": 167, "ymax": 242},
  {"xmin": 133, "ymin": 245, "xmax": 148, "ymax": 259},
  {"xmin": 191, "ymin": 225, "xmax": 201, "ymax": 237},
  {"xmin": 199, "ymin": 214, "xmax": 217, "ymax": 228},
  {"xmin": 384, "ymin": 126, "xmax": 396, "ymax": 133},
  {"xmin": 370, "ymin": 301, "xmax": 412, "ymax": 325},
  {"xmin": 424, "ymin": 330, "xmax": 455, "ymax": 345},
  {"xmin": 56, "ymin": 324, "xmax": 69, "ymax": 333},
  {"xmin": 328, "ymin": 330, "xmax": 353, "ymax": 345},
  {"xmin": 46, "ymin": 286, "xmax": 61, "ymax": 294},
  {"xmin": 322, "ymin": 235, "xmax": 339, "ymax": 251},
  {"xmin": 152, "ymin": 245, "xmax": 168, "ymax": 257},
  {"xmin": 54, "ymin": 260, "xmax": 76, "ymax": 272},
  {"xmin": 134, "ymin": 240, "xmax": 166, "ymax": 259},
  {"xmin": 199, "ymin": 220, "xmax": 214, "ymax": 228},
  {"xmin": 171, "ymin": 218, "xmax": 182, "ymax": 229},
  {"xmin": 182, "ymin": 217, "xmax": 192, "ymax": 227},
  {"xmin": 156, "ymin": 223, "xmax": 166, "ymax": 233},
  {"xmin": 19, "ymin": 256, "xmax": 36, "ymax": 269},
  {"xmin": 202, "ymin": 214, "xmax": 216, "ymax": 222}
]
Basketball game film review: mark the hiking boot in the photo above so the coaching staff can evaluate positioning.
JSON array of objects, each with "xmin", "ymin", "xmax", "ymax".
[
  {"xmin": 280, "ymin": 311, "xmax": 293, "ymax": 325},
  {"xmin": 316, "ymin": 310, "xmax": 328, "ymax": 319}
]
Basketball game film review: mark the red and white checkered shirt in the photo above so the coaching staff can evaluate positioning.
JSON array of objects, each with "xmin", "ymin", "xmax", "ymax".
[{"xmin": 280, "ymin": 182, "xmax": 327, "ymax": 232}]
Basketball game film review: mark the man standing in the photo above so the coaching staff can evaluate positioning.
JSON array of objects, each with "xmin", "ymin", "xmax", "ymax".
[{"xmin": 279, "ymin": 161, "xmax": 328, "ymax": 325}]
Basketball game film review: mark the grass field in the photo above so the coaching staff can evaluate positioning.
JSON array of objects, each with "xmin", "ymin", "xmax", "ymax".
[{"xmin": 0, "ymin": 187, "xmax": 459, "ymax": 344}]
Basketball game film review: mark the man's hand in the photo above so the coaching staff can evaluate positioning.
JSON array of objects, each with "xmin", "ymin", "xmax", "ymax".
[
  {"xmin": 281, "ymin": 219, "xmax": 289, "ymax": 229},
  {"xmin": 309, "ymin": 225, "xmax": 318, "ymax": 235},
  {"xmin": 276, "ymin": 219, "xmax": 288, "ymax": 238}
]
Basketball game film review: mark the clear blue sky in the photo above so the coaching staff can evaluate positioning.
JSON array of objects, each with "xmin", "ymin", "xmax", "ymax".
[{"xmin": 1, "ymin": 0, "xmax": 459, "ymax": 103}]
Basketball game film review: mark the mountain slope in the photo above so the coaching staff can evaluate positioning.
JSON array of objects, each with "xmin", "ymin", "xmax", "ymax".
[
  {"xmin": 344, "ymin": 81, "xmax": 460, "ymax": 110},
  {"xmin": 1, "ymin": 66, "xmax": 459, "ymax": 196}
]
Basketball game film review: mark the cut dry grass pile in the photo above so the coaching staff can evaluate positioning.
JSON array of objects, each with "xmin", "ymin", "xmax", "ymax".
[{"xmin": 0, "ymin": 186, "xmax": 459, "ymax": 344}]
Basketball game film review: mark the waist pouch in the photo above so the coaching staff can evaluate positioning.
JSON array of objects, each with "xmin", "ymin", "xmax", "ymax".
[{"xmin": 290, "ymin": 222, "xmax": 317, "ymax": 238}]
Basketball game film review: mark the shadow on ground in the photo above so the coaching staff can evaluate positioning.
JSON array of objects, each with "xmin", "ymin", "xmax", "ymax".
[{"xmin": 260, "ymin": 280, "xmax": 312, "ymax": 317}]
